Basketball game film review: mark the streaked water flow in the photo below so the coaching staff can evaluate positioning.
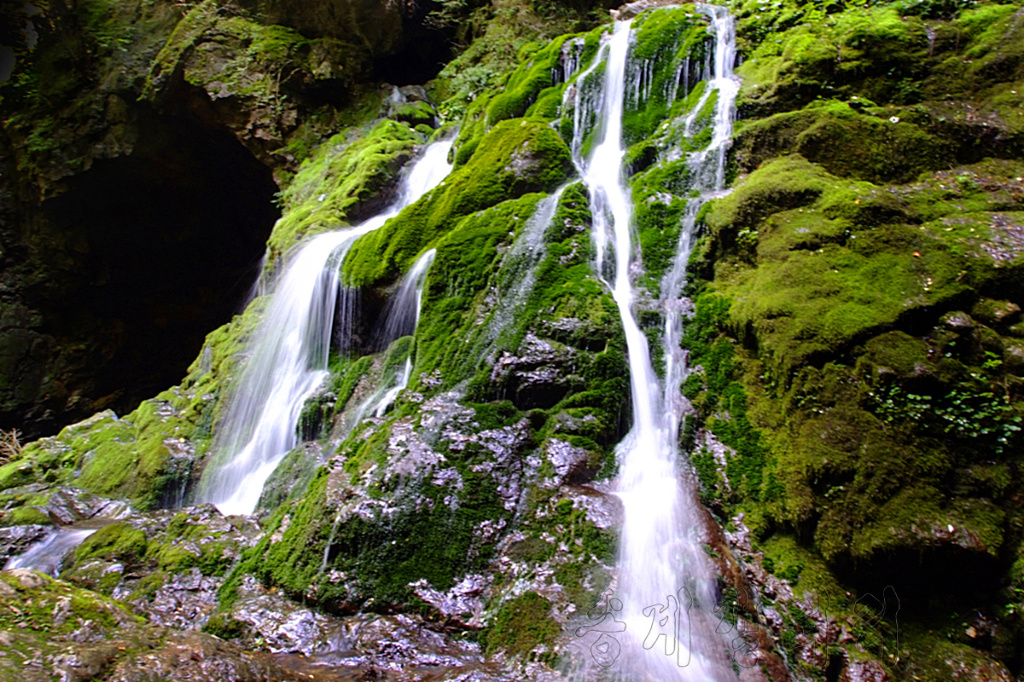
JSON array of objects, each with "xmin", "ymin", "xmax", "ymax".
[
  {"xmin": 364, "ymin": 248, "xmax": 437, "ymax": 419},
  {"xmin": 569, "ymin": 6, "xmax": 740, "ymax": 679},
  {"xmin": 5, "ymin": 527, "xmax": 98, "ymax": 576},
  {"xmin": 200, "ymin": 139, "xmax": 454, "ymax": 516}
]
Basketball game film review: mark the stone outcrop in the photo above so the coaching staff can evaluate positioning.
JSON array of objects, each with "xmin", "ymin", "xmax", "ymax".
[{"xmin": 1, "ymin": 0, "xmax": 1023, "ymax": 680}]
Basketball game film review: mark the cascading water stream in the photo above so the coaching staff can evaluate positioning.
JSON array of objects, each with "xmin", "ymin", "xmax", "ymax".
[
  {"xmin": 664, "ymin": 5, "xmax": 739, "ymax": 443},
  {"xmin": 199, "ymin": 138, "xmax": 454, "ymax": 516},
  {"xmin": 4, "ymin": 526, "xmax": 99, "ymax": 576},
  {"xmin": 362, "ymin": 248, "xmax": 437, "ymax": 419},
  {"xmin": 570, "ymin": 6, "xmax": 740, "ymax": 679}
]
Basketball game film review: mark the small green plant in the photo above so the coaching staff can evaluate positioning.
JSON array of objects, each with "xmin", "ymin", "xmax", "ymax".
[
  {"xmin": 1004, "ymin": 587, "xmax": 1023, "ymax": 617},
  {"xmin": 736, "ymin": 227, "xmax": 758, "ymax": 256},
  {"xmin": 870, "ymin": 383, "xmax": 1022, "ymax": 453}
]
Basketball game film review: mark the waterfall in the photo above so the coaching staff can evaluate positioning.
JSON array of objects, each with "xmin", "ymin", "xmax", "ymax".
[
  {"xmin": 663, "ymin": 6, "xmax": 739, "ymax": 436},
  {"xmin": 362, "ymin": 248, "xmax": 437, "ymax": 419},
  {"xmin": 570, "ymin": 6, "xmax": 740, "ymax": 679},
  {"xmin": 199, "ymin": 138, "xmax": 454, "ymax": 516},
  {"xmin": 377, "ymin": 249, "xmax": 437, "ymax": 351}
]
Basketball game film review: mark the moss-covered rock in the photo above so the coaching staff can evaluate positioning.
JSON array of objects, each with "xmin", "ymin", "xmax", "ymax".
[
  {"xmin": 61, "ymin": 504, "xmax": 261, "ymax": 629},
  {"xmin": 267, "ymin": 119, "xmax": 424, "ymax": 265},
  {"xmin": 677, "ymin": 5, "xmax": 1024, "ymax": 677},
  {"xmin": 344, "ymin": 118, "xmax": 574, "ymax": 287},
  {"xmin": 0, "ymin": 567, "xmax": 310, "ymax": 680},
  {"xmin": 480, "ymin": 590, "xmax": 560, "ymax": 661}
]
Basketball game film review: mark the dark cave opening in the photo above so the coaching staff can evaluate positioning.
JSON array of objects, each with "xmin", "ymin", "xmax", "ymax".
[
  {"xmin": 34, "ymin": 104, "xmax": 279, "ymax": 431},
  {"xmin": 373, "ymin": 21, "xmax": 453, "ymax": 86}
]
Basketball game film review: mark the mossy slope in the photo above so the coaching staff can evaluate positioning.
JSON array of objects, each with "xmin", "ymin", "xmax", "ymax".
[{"xmin": 682, "ymin": 1, "xmax": 1024, "ymax": 677}]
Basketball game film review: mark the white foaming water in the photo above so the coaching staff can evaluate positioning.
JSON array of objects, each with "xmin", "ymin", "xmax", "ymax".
[
  {"xmin": 377, "ymin": 248, "xmax": 437, "ymax": 351},
  {"xmin": 5, "ymin": 528, "xmax": 97, "ymax": 576},
  {"xmin": 364, "ymin": 248, "xmax": 437, "ymax": 419},
  {"xmin": 571, "ymin": 7, "xmax": 740, "ymax": 680},
  {"xmin": 664, "ymin": 5, "xmax": 739, "ymax": 439},
  {"xmin": 200, "ymin": 138, "xmax": 454, "ymax": 516}
]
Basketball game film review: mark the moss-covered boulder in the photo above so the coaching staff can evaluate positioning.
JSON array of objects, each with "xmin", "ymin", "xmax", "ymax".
[
  {"xmin": 679, "ymin": 2, "xmax": 1024, "ymax": 677},
  {"xmin": 266, "ymin": 119, "xmax": 425, "ymax": 264},
  {"xmin": 0, "ymin": 567, "xmax": 311, "ymax": 680},
  {"xmin": 61, "ymin": 505, "xmax": 261, "ymax": 628},
  {"xmin": 343, "ymin": 118, "xmax": 574, "ymax": 287}
]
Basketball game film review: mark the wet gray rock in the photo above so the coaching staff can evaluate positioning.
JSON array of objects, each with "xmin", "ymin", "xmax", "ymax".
[
  {"xmin": 972, "ymin": 298, "xmax": 1022, "ymax": 327},
  {"xmin": 541, "ymin": 439, "xmax": 594, "ymax": 487},
  {"xmin": 345, "ymin": 613, "xmax": 485, "ymax": 672},
  {"xmin": 228, "ymin": 576, "xmax": 525, "ymax": 680},
  {"xmin": 0, "ymin": 567, "xmax": 317, "ymax": 682},
  {"xmin": 1003, "ymin": 340, "xmax": 1024, "ymax": 371},
  {"xmin": 410, "ymin": 574, "xmax": 491, "ymax": 628},
  {"xmin": 541, "ymin": 317, "xmax": 607, "ymax": 351},
  {"xmin": 0, "ymin": 485, "xmax": 132, "ymax": 571},
  {"xmin": 0, "ymin": 524, "xmax": 49, "ymax": 563},
  {"xmin": 385, "ymin": 85, "xmax": 438, "ymax": 127},
  {"xmin": 941, "ymin": 311, "xmax": 976, "ymax": 332},
  {"xmin": 1, "ymin": 482, "xmax": 132, "ymax": 523},
  {"xmin": 490, "ymin": 334, "xmax": 580, "ymax": 409},
  {"xmin": 450, "ymin": 418, "xmax": 533, "ymax": 512},
  {"xmin": 697, "ymin": 428, "xmax": 736, "ymax": 495},
  {"xmin": 122, "ymin": 568, "xmax": 222, "ymax": 630},
  {"xmin": 97, "ymin": 630, "xmax": 321, "ymax": 682},
  {"xmin": 560, "ymin": 485, "xmax": 623, "ymax": 529},
  {"xmin": 612, "ymin": 0, "xmax": 683, "ymax": 21},
  {"xmin": 28, "ymin": 486, "xmax": 133, "ymax": 526},
  {"xmin": 837, "ymin": 657, "xmax": 892, "ymax": 682},
  {"xmin": 231, "ymin": 587, "xmax": 348, "ymax": 656},
  {"xmin": 62, "ymin": 503, "xmax": 262, "ymax": 631}
]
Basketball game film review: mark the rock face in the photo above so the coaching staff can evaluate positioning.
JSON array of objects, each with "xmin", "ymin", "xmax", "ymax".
[
  {"xmin": 0, "ymin": 567, "xmax": 319, "ymax": 681},
  {"xmin": 1, "ymin": 0, "xmax": 1023, "ymax": 681},
  {"xmin": 0, "ymin": 0, "xmax": 441, "ymax": 438},
  {"xmin": 681, "ymin": 1, "xmax": 1024, "ymax": 679},
  {"xmin": 237, "ymin": 0, "xmax": 404, "ymax": 53}
]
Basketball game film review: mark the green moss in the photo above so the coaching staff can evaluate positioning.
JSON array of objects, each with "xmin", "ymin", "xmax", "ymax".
[
  {"xmin": 143, "ymin": 0, "xmax": 333, "ymax": 114},
  {"xmin": 733, "ymin": 100, "xmax": 951, "ymax": 184},
  {"xmin": 235, "ymin": 405, "xmax": 519, "ymax": 610},
  {"xmin": 256, "ymin": 442, "xmax": 324, "ymax": 513},
  {"xmin": 632, "ymin": 160, "xmax": 693, "ymax": 295},
  {"xmin": 481, "ymin": 591, "xmax": 560, "ymax": 661},
  {"xmin": 269, "ymin": 119, "xmax": 425, "ymax": 265},
  {"xmin": 682, "ymin": 293, "xmax": 769, "ymax": 506},
  {"xmin": 700, "ymin": 156, "xmax": 975, "ymax": 373},
  {"xmin": 73, "ymin": 396, "xmax": 197, "ymax": 509},
  {"xmin": 2, "ymin": 506, "xmax": 51, "ymax": 526},
  {"xmin": 485, "ymin": 35, "xmax": 575, "ymax": 126},
  {"xmin": 147, "ymin": 512, "xmax": 237, "ymax": 576},
  {"xmin": 622, "ymin": 7, "xmax": 710, "ymax": 147},
  {"xmin": 0, "ymin": 569, "xmax": 143, "ymax": 639},
  {"xmin": 899, "ymin": 624, "xmax": 1016, "ymax": 681},
  {"xmin": 0, "ymin": 459, "xmax": 35, "ymax": 491},
  {"xmin": 736, "ymin": 3, "xmax": 930, "ymax": 109},
  {"xmin": 430, "ymin": 0, "xmax": 608, "ymax": 124},
  {"xmin": 344, "ymin": 119, "xmax": 574, "ymax": 287},
  {"xmin": 73, "ymin": 522, "xmax": 149, "ymax": 567},
  {"xmin": 202, "ymin": 612, "xmax": 248, "ymax": 640},
  {"xmin": 393, "ymin": 100, "xmax": 437, "ymax": 127},
  {"xmin": 413, "ymin": 194, "xmax": 546, "ymax": 389}
]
